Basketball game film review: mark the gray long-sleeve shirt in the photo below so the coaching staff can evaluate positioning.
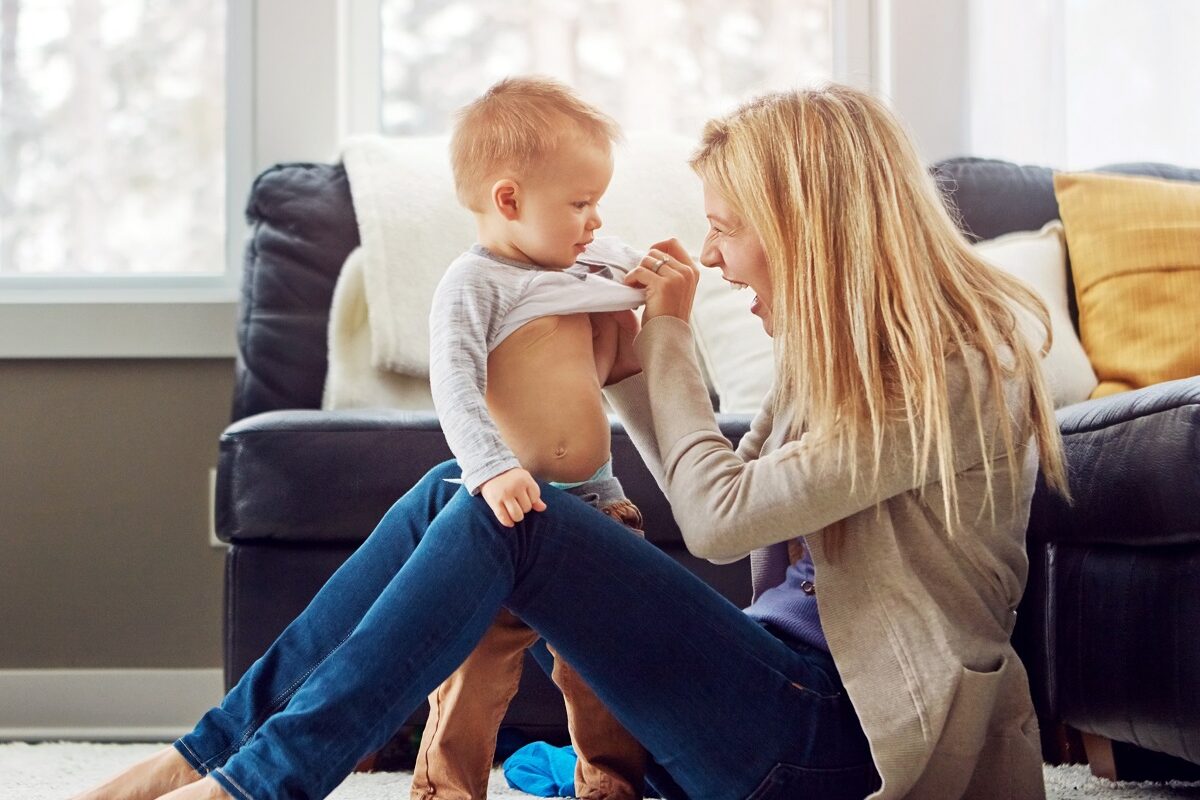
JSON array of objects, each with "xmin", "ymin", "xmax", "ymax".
[{"xmin": 428, "ymin": 237, "xmax": 646, "ymax": 494}]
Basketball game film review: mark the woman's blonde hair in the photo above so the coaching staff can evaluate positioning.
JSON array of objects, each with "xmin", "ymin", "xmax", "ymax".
[
  {"xmin": 690, "ymin": 85, "xmax": 1070, "ymax": 549},
  {"xmin": 450, "ymin": 75, "xmax": 621, "ymax": 212}
]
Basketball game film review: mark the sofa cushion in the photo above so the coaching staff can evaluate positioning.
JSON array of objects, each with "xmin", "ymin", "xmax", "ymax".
[
  {"xmin": 1026, "ymin": 374, "xmax": 1200, "ymax": 548},
  {"xmin": 217, "ymin": 409, "xmax": 753, "ymax": 551},
  {"xmin": 933, "ymin": 158, "xmax": 1200, "ymax": 243},
  {"xmin": 691, "ymin": 265, "xmax": 775, "ymax": 413},
  {"xmin": 973, "ymin": 222, "xmax": 1097, "ymax": 407},
  {"xmin": 235, "ymin": 163, "xmax": 359, "ymax": 421},
  {"xmin": 1053, "ymin": 171, "xmax": 1200, "ymax": 398}
]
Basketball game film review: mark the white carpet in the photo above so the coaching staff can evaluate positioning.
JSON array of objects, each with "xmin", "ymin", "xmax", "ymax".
[{"xmin": 3, "ymin": 742, "xmax": 1200, "ymax": 799}]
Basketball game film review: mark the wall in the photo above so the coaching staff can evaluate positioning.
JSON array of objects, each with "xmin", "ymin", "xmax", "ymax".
[{"xmin": 0, "ymin": 359, "xmax": 234, "ymax": 669}]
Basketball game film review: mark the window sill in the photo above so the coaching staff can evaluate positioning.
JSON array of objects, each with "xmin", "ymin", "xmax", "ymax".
[{"xmin": 0, "ymin": 296, "xmax": 239, "ymax": 358}]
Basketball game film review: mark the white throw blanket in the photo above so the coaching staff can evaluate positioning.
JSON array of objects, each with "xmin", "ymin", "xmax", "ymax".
[
  {"xmin": 324, "ymin": 135, "xmax": 476, "ymax": 409},
  {"xmin": 324, "ymin": 132, "xmax": 709, "ymax": 410}
]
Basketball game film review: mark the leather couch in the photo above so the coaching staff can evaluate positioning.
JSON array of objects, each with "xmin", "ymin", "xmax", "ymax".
[{"xmin": 217, "ymin": 156, "xmax": 1200, "ymax": 770}]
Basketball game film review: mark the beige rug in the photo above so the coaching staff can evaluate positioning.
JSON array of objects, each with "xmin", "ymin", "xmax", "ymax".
[{"xmin": 3, "ymin": 741, "xmax": 1200, "ymax": 799}]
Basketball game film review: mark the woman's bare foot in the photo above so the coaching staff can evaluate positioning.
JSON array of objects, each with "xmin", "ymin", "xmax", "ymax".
[
  {"xmin": 69, "ymin": 745, "xmax": 201, "ymax": 800},
  {"xmin": 154, "ymin": 776, "xmax": 233, "ymax": 800}
]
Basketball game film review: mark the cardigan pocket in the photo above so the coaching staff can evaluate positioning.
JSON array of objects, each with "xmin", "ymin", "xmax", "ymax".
[
  {"xmin": 745, "ymin": 761, "xmax": 882, "ymax": 800},
  {"xmin": 905, "ymin": 655, "xmax": 1009, "ymax": 798},
  {"xmin": 938, "ymin": 656, "xmax": 1008, "ymax": 757}
]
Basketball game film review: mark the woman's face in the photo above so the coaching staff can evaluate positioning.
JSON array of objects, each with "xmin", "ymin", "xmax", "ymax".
[{"xmin": 699, "ymin": 182, "xmax": 774, "ymax": 336}]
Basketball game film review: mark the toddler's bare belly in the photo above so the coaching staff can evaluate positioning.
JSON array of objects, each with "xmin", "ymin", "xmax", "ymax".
[{"xmin": 486, "ymin": 314, "xmax": 610, "ymax": 484}]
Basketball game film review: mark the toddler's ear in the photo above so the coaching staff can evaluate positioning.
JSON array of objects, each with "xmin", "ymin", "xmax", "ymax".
[{"xmin": 492, "ymin": 179, "xmax": 520, "ymax": 220}]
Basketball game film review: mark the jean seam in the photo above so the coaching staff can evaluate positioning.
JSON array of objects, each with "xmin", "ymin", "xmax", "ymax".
[
  {"xmin": 174, "ymin": 738, "xmax": 208, "ymax": 776},
  {"xmin": 213, "ymin": 766, "xmax": 257, "ymax": 800},
  {"xmin": 242, "ymin": 628, "xmax": 356, "ymax": 749},
  {"xmin": 199, "ymin": 628, "xmax": 356, "ymax": 772}
]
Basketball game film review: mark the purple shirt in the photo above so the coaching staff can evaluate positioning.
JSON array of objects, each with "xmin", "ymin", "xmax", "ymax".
[{"xmin": 744, "ymin": 537, "xmax": 829, "ymax": 652}]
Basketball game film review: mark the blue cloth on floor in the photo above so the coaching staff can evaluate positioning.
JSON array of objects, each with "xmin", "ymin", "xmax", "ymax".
[{"xmin": 503, "ymin": 742, "xmax": 578, "ymax": 797}]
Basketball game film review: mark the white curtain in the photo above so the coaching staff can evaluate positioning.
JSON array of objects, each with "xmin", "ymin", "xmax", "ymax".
[{"xmin": 967, "ymin": 0, "xmax": 1200, "ymax": 170}]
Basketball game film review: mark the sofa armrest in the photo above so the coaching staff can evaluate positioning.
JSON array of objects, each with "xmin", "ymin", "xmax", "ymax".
[
  {"xmin": 1027, "ymin": 375, "xmax": 1200, "ymax": 547},
  {"xmin": 216, "ymin": 409, "xmax": 753, "ymax": 546}
]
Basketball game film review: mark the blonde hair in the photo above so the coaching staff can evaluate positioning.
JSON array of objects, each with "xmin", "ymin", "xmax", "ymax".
[
  {"xmin": 450, "ymin": 76, "xmax": 622, "ymax": 212},
  {"xmin": 690, "ymin": 85, "xmax": 1070, "ymax": 551}
]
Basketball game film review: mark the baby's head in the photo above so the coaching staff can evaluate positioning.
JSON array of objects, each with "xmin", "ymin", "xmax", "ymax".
[{"xmin": 451, "ymin": 76, "xmax": 621, "ymax": 268}]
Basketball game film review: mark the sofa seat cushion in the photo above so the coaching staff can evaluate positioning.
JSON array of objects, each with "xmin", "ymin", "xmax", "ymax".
[
  {"xmin": 1027, "ymin": 375, "xmax": 1200, "ymax": 548},
  {"xmin": 216, "ymin": 409, "xmax": 753, "ymax": 550}
]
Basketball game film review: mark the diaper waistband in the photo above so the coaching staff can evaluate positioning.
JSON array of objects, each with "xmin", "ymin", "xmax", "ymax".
[{"xmin": 548, "ymin": 458, "xmax": 613, "ymax": 490}]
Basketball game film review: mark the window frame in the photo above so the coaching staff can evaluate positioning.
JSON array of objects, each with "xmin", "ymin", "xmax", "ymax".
[
  {"xmin": 0, "ymin": 0, "xmax": 253, "ymax": 357},
  {"xmin": 2, "ymin": 0, "xmax": 881, "ymax": 358}
]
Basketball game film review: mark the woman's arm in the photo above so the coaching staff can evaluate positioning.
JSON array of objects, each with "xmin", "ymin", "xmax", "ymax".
[
  {"xmin": 636, "ymin": 317, "xmax": 1015, "ymax": 562},
  {"xmin": 601, "ymin": 300, "xmax": 773, "ymax": 494}
]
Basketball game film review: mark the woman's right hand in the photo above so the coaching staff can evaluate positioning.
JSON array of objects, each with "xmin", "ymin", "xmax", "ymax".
[{"xmin": 624, "ymin": 238, "xmax": 700, "ymax": 324}]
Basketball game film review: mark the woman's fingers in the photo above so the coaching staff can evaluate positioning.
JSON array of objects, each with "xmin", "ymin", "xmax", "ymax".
[
  {"xmin": 624, "ymin": 249, "xmax": 687, "ymax": 286},
  {"xmin": 626, "ymin": 247, "xmax": 700, "ymax": 322},
  {"xmin": 650, "ymin": 238, "xmax": 697, "ymax": 269}
]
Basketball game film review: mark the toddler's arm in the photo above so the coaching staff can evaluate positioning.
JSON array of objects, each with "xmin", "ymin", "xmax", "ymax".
[{"xmin": 429, "ymin": 262, "xmax": 522, "ymax": 494}]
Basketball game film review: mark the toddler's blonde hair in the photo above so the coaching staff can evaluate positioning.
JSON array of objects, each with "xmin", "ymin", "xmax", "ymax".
[{"xmin": 450, "ymin": 76, "xmax": 621, "ymax": 212}]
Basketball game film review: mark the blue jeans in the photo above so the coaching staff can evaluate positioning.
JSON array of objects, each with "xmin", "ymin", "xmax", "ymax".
[{"xmin": 176, "ymin": 461, "xmax": 878, "ymax": 800}]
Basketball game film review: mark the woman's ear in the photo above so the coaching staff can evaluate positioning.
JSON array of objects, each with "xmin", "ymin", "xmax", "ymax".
[{"xmin": 491, "ymin": 179, "xmax": 520, "ymax": 221}]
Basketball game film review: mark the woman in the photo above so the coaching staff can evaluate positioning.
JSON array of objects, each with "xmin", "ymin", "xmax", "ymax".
[{"xmin": 76, "ymin": 84, "xmax": 1068, "ymax": 800}]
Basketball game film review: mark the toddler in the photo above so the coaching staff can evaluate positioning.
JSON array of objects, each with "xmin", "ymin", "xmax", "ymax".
[{"xmin": 415, "ymin": 76, "xmax": 650, "ymax": 800}]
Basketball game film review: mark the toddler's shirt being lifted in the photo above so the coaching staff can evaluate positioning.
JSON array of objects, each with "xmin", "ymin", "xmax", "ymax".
[{"xmin": 429, "ymin": 237, "xmax": 647, "ymax": 494}]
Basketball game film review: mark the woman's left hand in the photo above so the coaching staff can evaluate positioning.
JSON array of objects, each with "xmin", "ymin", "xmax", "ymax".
[{"xmin": 624, "ymin": 238, "xmax": 700, "ymax": 323}]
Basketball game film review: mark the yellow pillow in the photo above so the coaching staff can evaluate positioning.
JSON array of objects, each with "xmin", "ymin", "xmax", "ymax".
[{"xmin": 1053, "ymin": 171, "xmax": 1200, "ymax": 398}]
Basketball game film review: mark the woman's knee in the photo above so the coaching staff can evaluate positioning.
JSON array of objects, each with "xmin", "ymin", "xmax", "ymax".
[
  {"xmin": 421, "ymin": 459, "xmax": 460, "ymax": 486},
  {"xmin": 377, "ymin": 460, "xmax": 461, "ymax": 521}
]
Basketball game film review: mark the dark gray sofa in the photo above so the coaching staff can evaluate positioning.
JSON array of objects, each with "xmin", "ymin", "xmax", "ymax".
[{"xmin": 217, "ymin": 156, "xmax": 1200, "ymax": 773}]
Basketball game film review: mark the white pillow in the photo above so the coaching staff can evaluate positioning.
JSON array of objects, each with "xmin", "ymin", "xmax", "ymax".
[
  {"xmin": 690, "ymin": 220, "xmax": 1098, "ymax": 413},
  {"xmin": 690, "ymin": 266, "xmax": 774, "ymax": 413},
  {"xmin": 974, "ymin": 221, "xmax": 1098, "ymax": 407}
]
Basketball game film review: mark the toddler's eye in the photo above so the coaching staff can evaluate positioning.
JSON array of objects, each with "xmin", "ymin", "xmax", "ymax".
[{"xmin": 573, "ymin": 201, "xmax": 589, "ymax": 209}]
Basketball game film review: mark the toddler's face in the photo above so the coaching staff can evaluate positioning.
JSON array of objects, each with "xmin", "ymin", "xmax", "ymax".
[{"xmin": 514, "ymin": 140, "xmax": 613, "ymax": 268}]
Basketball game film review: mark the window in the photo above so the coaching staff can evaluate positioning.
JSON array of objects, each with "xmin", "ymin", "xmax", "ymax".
[
  {"xmin": 379, "ymin": 0, "xmax": 833, "ymax": 137},
  {"xmin": 0, "ymin": 1, "xmax": 226, "ymax": 279},
  {"xmin": 968, "ymin": 0, "xmax": 1200, "ymax": 169}
]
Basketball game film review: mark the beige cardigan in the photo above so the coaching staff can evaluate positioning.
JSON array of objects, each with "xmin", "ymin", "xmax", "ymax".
[{"xmin": 605, "ymin": 316, "xmax": 1046, "ymax": 800}]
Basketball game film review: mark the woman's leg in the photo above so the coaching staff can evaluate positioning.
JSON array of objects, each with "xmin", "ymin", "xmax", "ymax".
[
  {"xmin": 174, "ymin": 460, "xmax": 461, "ymax": 776},
  {"xmin": 205, "ymin": 486, "xmax": 875, "ymax": 800}
]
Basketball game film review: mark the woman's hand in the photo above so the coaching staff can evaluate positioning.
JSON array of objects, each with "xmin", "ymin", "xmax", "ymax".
[
  {"xmin": 601, "ymin": 309, "xmax": 642, "ymax": 386},
  {"xmin": 624, "ymin": 238, "xmax": 700, "ymax": 324}
]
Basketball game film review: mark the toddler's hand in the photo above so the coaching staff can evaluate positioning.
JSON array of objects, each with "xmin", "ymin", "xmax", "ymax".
[{"xmin": 480, "ymin": 468, "xmax": 547, "ymax": 528}]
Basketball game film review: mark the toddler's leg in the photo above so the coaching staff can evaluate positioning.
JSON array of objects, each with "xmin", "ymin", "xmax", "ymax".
[
  {"xmin": 555, "ymin": 499, "xmax": 648, "ymax": 800},
  {"xmin": 551, "ymin": 650, "xmax": 648, "ymax": 800},
  {"xmin": 411, "ymin": 608, "xmax": 538, "ymax": 800}
]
